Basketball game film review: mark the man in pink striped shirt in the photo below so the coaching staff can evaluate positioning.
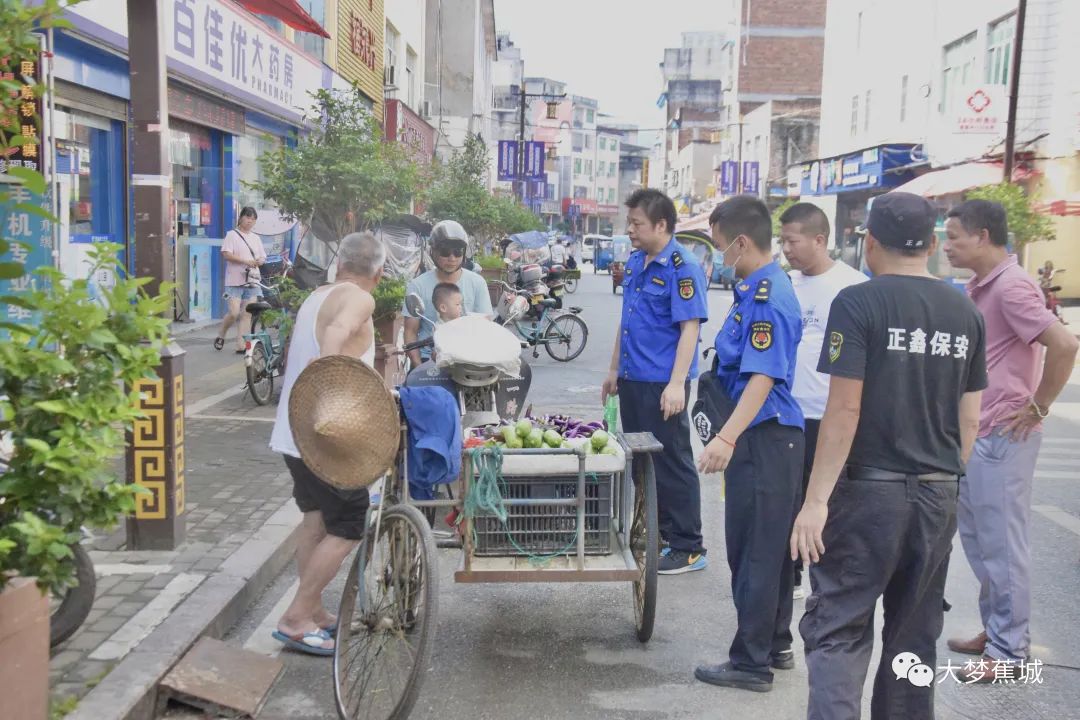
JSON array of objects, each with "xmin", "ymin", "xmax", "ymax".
[{"xmin": 943, "ymin": 199, "xmax": 1078, "ymax": 679}]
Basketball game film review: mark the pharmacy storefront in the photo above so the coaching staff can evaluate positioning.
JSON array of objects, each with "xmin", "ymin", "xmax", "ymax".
[{"xmin": 51, "ymin": 0, "xmax": 328, "ymax": 321}]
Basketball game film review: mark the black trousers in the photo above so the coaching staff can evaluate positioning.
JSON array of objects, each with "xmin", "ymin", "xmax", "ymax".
[
  {"xmin": 724, "ymin": 419, "xmax": 803, "ymax": 676},
  {"xmin": 801, "ymin": 476, "xmax": 957, "ymax": 720},
  {"xmin": 618, "ymin": 379, "xmax": 704, "ymax": 553},
  {"xmin": 793, "ymin": 418, "xmax": 821, "ymax": 586}
]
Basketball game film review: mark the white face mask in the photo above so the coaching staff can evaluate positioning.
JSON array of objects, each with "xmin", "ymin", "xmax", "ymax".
[{"xmin": 718, "ymin": 238, "xmax": 743, "ymax": 282}]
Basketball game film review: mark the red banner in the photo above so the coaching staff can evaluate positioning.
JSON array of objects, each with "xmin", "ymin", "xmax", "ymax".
[{"xmin": 384, "ymin": 99, "xmax": 435, "ymax": 162}]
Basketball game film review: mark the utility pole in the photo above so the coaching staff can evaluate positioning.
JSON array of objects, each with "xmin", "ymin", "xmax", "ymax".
[
  {"xmin": 514, "ymin": 78, "xmax": 566, "ymax": 204},
  {"xmin": 736, "ymin": 118, "xmax": 744, "ymax": 194},
  {"xmin": 1003, "ymin": 0, "xmax": 1028, "ymax": 183},
  {"xmin": 125, "ymin": 0, "xmax": 186, "ymax": 550}
]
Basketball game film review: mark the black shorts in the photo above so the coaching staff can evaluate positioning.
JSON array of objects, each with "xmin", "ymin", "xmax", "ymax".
[{"xmin": 283, "ymin": 455, "xmax": 369, "ymax": 540}]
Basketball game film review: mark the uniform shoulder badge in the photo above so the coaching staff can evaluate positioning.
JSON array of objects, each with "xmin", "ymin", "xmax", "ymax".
[
  {"xmin": 828, "ymin": 331, "xmax": 843, "ymax": 363},
  {"xmin": 678, "ymin": 278, "xmax": 695, "ymax": 300},
  {"xmin": 750, "ymin": 321, "xmax": 773, "ymax": 351},
  {"xmin": 754, "ymin": 278, "xmax": 771, "ymax": 303},
  {"xmin": 672, "ymin": 250, "xmax": 684, "ymax": 268},
  {"xmin": 738, "ymin": 283, "xmax": 750, "ymax": 293},
  {"xmin": 651, "ymin": 276, "xmax": 666, "ymax": 287}
]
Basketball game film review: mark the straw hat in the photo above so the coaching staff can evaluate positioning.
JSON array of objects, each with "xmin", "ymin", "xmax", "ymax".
[{"xmin": 288, "ymin": 355, "xmax": 400, "ymax": 490}]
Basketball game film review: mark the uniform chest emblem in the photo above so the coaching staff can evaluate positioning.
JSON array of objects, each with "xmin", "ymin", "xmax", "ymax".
[
  {"xmin": 828, "ymin": 331, "xmax": 844, "ymax": 363},
  {"xmin": 750, "ymin": 321, "xmax": 773, "ymax": 351},
  {"xmin": 678, "ymin": 278, "xmax": 695, "ymax": 299},
  {"xmin": 651, "ymin": 276, "xmax": 666, "ymax": 287}
]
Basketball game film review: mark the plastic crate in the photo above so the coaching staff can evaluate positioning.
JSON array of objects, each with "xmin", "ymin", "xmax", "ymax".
[{"xmin": 472, "ymin": 473, "xmax": 613, "ymax": 556}]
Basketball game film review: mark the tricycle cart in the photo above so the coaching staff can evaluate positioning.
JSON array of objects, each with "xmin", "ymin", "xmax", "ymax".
[
  {"xmin": 332, "ymin": 417, "xmax": 662, "ymax": 720},
  {"xmin": 610, "ymin": 235, "xmax": 632, "ymax": 293},
  {"xmin": 594, "ymin": 238, "xmax": 614, "ymax": 273}
]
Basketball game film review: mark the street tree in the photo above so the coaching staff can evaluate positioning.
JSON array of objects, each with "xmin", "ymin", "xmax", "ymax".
[
  {"xmin": 966, "ymin": 182, "xmax": 1056, "ymax": 253},
  {"xmin": 250, "ymin": 87, "xmax": 420, "ymax": 245}
]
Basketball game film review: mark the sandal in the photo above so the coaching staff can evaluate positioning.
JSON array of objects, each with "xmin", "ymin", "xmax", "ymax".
[
  {"xmin": 213, "ymin": 337, "xmax": 225, "ymax": 351},
  {"xmin": 271, "ymin": 628, "xmax": 335, "ymax": 657}
]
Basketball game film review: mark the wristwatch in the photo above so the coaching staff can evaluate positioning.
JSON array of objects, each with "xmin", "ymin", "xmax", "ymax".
[{"xmin": 1030, "ymin": 398, "xmax": 1049, "ymax": 419}]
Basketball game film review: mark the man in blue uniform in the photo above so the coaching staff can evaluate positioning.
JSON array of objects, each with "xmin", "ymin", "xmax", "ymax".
[
  {"xmin": 602, "ymin": 189, "xmax": 710, "ymax": 575},
  {"xmin": 692, "ymin": 195, "xmax": 805, "ymax": 693}
]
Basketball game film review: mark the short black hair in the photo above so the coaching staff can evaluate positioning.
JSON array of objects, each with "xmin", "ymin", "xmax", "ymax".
[
  {"xmin": 239, "ymin": 206, "xmax": 258, "ymax": 221},
  {"xmin": 947, "ymin": 199, "xmax": 1008, "ymax": 247},
  {"xmin": 625, "ymin": 188, "xmax": 677, "ymax": 234},
  {"xmin": 709, "ymin": 195, "xmax": 772, "ymax": 252},
  {"xmin": 432, "ymin": 282, "xmax": 461, "ymax": 308},
  {"xmin": 779, "ymin": 202, "xmax": 830, "ymax": 241}
]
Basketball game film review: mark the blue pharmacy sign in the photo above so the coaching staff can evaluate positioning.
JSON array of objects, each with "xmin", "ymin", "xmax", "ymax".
[
  {"xmin": 524, "ymin": 141, "xmax": 545, "ymax": 180},
  {"xmin": 0, "ymin": 187, "xmax": 54, "ymax": 336},
  {"xmin": 799, "ymin": 144, "xmax": 918, "ymax": 196},
  {"xmin": 497, "ymin": 140, "xmax": 519, "ymax": 181},
  {"xmin": 720, "ymin": 160, "xmax": 738, "ymax": 195}
]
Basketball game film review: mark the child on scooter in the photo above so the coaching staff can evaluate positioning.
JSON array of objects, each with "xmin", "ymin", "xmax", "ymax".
[{"xmin": 433, "ymin": 283, "xmax": 464, "ymax": 325}]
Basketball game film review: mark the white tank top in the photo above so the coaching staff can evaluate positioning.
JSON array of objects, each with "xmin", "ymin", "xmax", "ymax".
[{"xmin": 269, "ymin": 285, "xmax": 376, "ymax": 457}]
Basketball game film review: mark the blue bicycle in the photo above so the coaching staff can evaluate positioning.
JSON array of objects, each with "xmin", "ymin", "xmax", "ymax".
[
  {"xmin": 495, "ymin": 281, "xmax": 588, "ymax": 362},
  {"xmin": 242, "ymin": 256, "xmax": 292, "ymax": 405}
]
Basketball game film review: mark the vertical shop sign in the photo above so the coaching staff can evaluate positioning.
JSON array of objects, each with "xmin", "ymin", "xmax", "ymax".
[{"xmin": 0, "ymin": 52, "xmax": 43, "ymax": 173}]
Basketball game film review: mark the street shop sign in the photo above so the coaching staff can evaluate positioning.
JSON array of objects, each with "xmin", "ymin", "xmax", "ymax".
[
  {"xmin": 741, "ymin": 161, "xmax": 760, "ymax": 195},
  {"xmin": 954, "ymin": 85, "xmax": 1005, "ymax": 136},
  {"xmin": 0, "ymin": 52, "xmax": 44, "ymax": 174},
  {"xmin": 0, "ymin": 187, "xmax": 53, "ymax": 337}
]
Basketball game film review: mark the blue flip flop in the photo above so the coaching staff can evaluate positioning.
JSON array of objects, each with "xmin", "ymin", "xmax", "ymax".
[
  {"xmin": 271, "ymin": 628, "xmax": 334, "ymax": 657},
  {"xmin": 322, "ymin": 622, "xmax": 338, "ymax": 637}
]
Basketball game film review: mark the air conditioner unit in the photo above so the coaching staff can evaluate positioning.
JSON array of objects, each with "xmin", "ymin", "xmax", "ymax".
[{"xmin": 384, "ymin": 66, "xmax": 397, "ymax": 88}]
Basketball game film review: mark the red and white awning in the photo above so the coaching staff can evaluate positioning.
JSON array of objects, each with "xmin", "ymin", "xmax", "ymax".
[{"xmin": 891, "ymin": 162, "xmax": 1037, "ymax": 198}]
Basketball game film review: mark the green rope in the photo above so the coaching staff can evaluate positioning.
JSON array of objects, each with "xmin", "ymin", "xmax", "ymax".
[{"xmin": 464, "ymin": 447, "xmax": 603, "ymax": 567}]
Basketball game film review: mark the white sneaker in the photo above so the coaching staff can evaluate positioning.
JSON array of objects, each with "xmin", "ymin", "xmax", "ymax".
[{"xmin": 793, "ymin": 586, "xmax": 806, "ymax": 600}]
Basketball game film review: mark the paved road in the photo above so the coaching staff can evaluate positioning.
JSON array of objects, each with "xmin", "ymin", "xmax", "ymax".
[{"xmin": 162, "ymin": 271, "xmax": 1080, "ymax": 720}]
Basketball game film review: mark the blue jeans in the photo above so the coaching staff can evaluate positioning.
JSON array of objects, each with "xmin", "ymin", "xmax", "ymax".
[{"xmin": 224, "ymin": 285, "xmax": 261, "ymax": 301}]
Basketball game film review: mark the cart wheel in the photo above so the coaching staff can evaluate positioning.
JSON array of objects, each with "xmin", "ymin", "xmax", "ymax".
[
  {"xmin": 334, "ymin": 504, "xmax": 438, "ymax": 720},
  {"xmin": 630, "ymin": 456, "xmax": 658, "ymax": 643}
]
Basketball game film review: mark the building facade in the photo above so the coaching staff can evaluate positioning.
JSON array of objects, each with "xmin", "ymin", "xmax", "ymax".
[
  {"xmin": 40, "ymin": 0, "xmax": 338, "ymax": 324},
  {"xmin": 336, "ymin": 0, "xmax": 386, "ymax": 118},
  {"xmin": 806, "ymin": 0, "xmax": 1080, "ymax": 295},
  {"xmin": 424, "ymin": 0, "xmax": 497, "ymax": 162}
]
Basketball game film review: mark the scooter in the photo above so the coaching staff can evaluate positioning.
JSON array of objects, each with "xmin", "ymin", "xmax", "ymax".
[
  {"xmin": 1039, "ymin": 266, "xmax": 1067, "ymax": 322},
  {"xmin": 399, "ymin": 294, "xmax": 533, "ymax": 427}
]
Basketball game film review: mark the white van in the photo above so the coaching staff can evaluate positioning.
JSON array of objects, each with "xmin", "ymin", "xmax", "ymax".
[{"xmin": 581, "ymin": 234, "xmax": 609, "ymax": 264}]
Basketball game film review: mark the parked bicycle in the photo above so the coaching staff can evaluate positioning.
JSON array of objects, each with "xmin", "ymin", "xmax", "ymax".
[
  {"xmin": 242, "ymin": 256, "xmax": 294, "ymax": 405},
  {"xmin": 494, "ymin": 281, "xmax": 588, "ymax": 361}
]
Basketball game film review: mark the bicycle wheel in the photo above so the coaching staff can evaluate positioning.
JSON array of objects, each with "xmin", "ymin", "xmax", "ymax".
[
  {"xmin": 335, "ymin": 504, "xmax": 438, "ymax": 720},
  {"xmin": 564, "ymin": 277, "xmax": 578, "ymax": 294},
  {"xmin": 247, "ymin": 341, "xmax": 274, "ymax": 405},
  {"xmin": 543, "ymin": 314, "xmax": 588, "ymax": 362},
  {"xmin": 630, "ymin": 456, "xmax": 658, "ymax": 643}
]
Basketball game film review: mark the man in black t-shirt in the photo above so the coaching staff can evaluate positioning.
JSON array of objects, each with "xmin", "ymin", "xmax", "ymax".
[{"xmin": 789, "ymin": 192, "xmax": 987, "ymax": 720}]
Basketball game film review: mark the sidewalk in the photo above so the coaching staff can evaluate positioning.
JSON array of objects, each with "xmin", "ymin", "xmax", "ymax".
[{"xmin": 49, "ymin": 328, "xmax": 299, "ymax": 716}]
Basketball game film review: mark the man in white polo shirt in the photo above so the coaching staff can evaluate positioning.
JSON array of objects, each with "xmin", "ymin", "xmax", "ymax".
[{"xmin": 780, "ymin": 202, "xmax": 867, "ymax": 597}]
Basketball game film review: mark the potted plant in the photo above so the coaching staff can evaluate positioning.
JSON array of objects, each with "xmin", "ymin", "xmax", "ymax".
[
  {"xmin": 473, "ymin": 252, "xmax": 507, "ymax": 306},
  {"xmin": 0, "ymin": 241, "xmax": 171, "ymax": 715},
  {"xmin": 371, "ymin": 276, "xmax": 407, "ymax": 381}
]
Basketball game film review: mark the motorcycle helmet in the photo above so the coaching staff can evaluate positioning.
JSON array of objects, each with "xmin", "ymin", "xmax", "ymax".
[{"xmin": 430, "ymin": 220, "xmax": 470, "ymax": 255}]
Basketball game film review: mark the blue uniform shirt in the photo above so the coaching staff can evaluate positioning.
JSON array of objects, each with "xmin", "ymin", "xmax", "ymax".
[
  {"xmin": 619, "ymin": 238, "xmax": 709, "ymax": 383},
  {"xmin": 713, "ymin": 262, "xmax": 804, "ymax": 430}
]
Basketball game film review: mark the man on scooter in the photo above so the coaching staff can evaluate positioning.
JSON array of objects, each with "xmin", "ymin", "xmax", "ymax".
[{"xmin": 403, "ymin": 220, "xmax": 494, "ymax": 368}]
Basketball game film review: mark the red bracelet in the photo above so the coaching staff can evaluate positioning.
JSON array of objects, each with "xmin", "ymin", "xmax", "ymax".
[{"xmin": 715, "ymin": 434, "xmax": 736, "ymax": 449}]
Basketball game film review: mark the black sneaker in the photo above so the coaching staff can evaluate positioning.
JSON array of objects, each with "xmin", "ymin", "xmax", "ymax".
[
  {"xmin": 657, "ymin": 549, "xmax": 708, "ymax": 575},
  {"xmin": 694, "ymin": 662, "xmax": 773, "ymax": 692},
  {"xmin": 772, "ymin": 649, "xmax": 795, "ymax": 670}
]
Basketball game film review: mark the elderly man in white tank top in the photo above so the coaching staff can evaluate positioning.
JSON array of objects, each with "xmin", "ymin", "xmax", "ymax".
[{"xmin": 268, "ymin": 231, "xmax": 383, "ymax": 656}]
